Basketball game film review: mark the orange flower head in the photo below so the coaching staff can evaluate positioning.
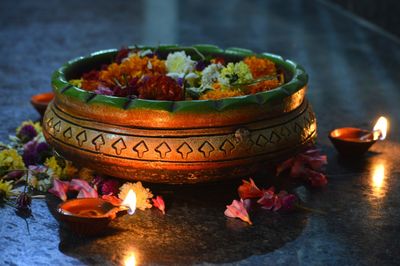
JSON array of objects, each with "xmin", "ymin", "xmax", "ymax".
[{"xmin": 243, "ymin": 56, "xmax": 277, "ymax": 79}]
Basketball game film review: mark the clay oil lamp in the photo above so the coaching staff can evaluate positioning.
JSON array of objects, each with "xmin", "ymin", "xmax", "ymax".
[
  {"xmin": 329, "ymin": 116, "xmax": 388, "ymax": 156},
  {"xmin": 57, "ymin": 190, "xmax": 136, "ymax": 235},
  {"xmin": 30, "ymin": 92, "xmax": 54, "ymax": 117}
]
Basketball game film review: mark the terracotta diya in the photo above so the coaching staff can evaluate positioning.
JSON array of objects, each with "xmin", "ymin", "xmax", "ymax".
[
  {"xmin": 329, "ymin": 117, "xmax": 388, "ymax": 156},
  {"xmin": 30, "ymin": 92, "xmax": 54, "ymax": 117},
  {"xmin": 57, "ymin": 190, "xmax": 136, "ymax": 235}
]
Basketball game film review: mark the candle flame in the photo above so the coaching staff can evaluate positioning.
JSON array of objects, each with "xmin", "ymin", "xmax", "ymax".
[
  {"xmin": 372, "ymin": 116, "xmax": 388, "ymax": 140},
  {"xmin": 122, "ymin": 189, "xmax": 136, "ymax": 215}
]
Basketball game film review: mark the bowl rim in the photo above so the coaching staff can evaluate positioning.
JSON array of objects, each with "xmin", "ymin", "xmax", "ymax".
[{"xmin": 52, "ymin": 44, "xmax": 308, "ymax": 113}]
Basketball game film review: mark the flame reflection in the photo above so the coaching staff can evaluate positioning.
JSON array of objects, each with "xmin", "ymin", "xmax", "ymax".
[
  {"xmin": 371, "ymin": 163, "xmax": 386, "ymax": 198},
  {"xmin": 124, "ymin": 252, "xmax": 137, "ymax": 266}
]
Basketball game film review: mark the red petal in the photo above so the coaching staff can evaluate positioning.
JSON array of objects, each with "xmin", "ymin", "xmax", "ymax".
[
  {"xmin": 238, "ymin": 178, "xmax": 263, "ymax": 199},
  {"xmin": 257, "ymin": 188, "xmax": 276, "ymax": 210},
  {"xmin": 290, "ymin": 156, "xmax": 307, "ymax": 177},
  {"xmin": 152, "ymin": 196, "xmax": 166, "ymax": 214},
  {"xmin": 305, "ymin": 168, "xmax": 328, "ymax": 187},
  {"xmin": 102, "ymin": 195, "xmax": 122, "ymax": 206},
  {"xmin": 276, "ymin": 158, "xmax": 294, "ymax": 176},
  {"xmin": 48, "ymin": 179, "xmax": 69, "ymax": 201}
]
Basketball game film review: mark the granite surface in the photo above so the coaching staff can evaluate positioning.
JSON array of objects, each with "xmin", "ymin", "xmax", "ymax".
[{"xmin": 1, "ymin": 0, "xmax": 400, "ymax": 265}]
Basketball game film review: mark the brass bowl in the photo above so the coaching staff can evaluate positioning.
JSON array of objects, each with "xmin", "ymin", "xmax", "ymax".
[{"xmin": 43, "ymin": 45, "xmax": 317, "ymax": 184}]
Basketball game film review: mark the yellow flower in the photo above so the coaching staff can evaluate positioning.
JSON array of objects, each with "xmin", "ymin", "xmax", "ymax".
[
  {"xmin": 69, "ymin": 79, "xmax": 82, "ymax": 87},
  {"xmin": 0, "ymin": 180, "xmax": 13, "ymax": 201},
  {"xmin": 44, "ymin": 156, "xmax": 77, "ymax": 180},
  {"xmin": 0, "ymin": 149, "xmax": 25, "ymax": 174},
  {"xmin": 118, "ymin": 181, "xmax": 153, "ymax": 211},
  {"xmin": 218, "ymin": 61, "xmax": 253, "ymax": 86}
]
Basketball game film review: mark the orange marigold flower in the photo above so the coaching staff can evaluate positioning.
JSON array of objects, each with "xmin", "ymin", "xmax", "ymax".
[
  {"xmin": 99, "ymin": 63, "xmax": 122, "ymax": 87},
  {"xmin": 243, "ymin": 56, "xmax": 277, "ymax": 78},
  {"xmin": 246, "ymin": 79, "xmax": 281, "ymax": 94}
]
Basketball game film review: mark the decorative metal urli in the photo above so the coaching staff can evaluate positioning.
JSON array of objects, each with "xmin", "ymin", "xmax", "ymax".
[{"xmin": 43, "ymin": 45, "xmax": 317, "ymax": 183}]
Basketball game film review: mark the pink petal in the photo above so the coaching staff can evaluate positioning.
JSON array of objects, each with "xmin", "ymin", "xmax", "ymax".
[
  {"xmin": 69, "ymin": 179, "xmax": 93, "ymax": 192},
  {"xmin": 224, "ymin": 199, "xmax": 252, "ymax": 225},
  {"xmin": 152, "ymin": 196, "xmax": 166, "ymax": 214},
  {"xmin": 48, "ymin": 179, "xmax": 69, "ymax": 201},
  {"xmin": 77, "ymin": 187, "xmax": 98, "ymax": 198}
]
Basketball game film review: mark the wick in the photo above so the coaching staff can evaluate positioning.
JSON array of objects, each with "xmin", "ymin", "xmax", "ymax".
[{"xmin": 359, "ymin": 129, "xmax": 381, "ymax": 141}]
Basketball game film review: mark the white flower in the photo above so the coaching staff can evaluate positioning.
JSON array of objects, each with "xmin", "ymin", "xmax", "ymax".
[
  {"xmin": 118, "ymin": 182, "xmax": 153, "ymax": 211},
  {"xmin": 167, "ymin": 72, "xmax": 199, "ymax": 87},
  {"xmin": 166, "ymin": 51, "xmax": 196, "ymax": 74},
  {"xmin": 201, "ymin": 63, "xmax": 223, "ymax": 87}
]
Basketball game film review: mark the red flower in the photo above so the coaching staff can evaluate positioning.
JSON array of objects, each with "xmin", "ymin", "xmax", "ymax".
[
  {"xmin": 276, "ymin": 147, "xmax": 328, "ymax": 187},
  {"xmin": 224, "ymin": 199, "xmax": 252, "ymax": 225},
  {"xmin": 138, "ymin": 75, "xmax": 184, "ymax": 101},
  {"xmin": 100, "ymin": 179, "xmax": 119, "ymax": 196},
  {"xmin": 257, "ymin": 187, "xmax": 297, "ymax": 212},
  {"xmin": 152, "ymin": 196, "xmax": 166, "ymax": 215},
  {"xmin": 257, "ymin": 187, "xmax": 279, "ymax": 210},
  {"xmin": 277, "ymin": 191, "xmax": 297, "ymax": 211},
  {"xmin": 115, "ymin": 47, "xmax": 130, "ymax": 64},
  {"xmin": 238, "ymin": 178, "xmax": 263, "ymax": 199},
  {"xmin": 305, "ymin": 169, "xmax": 328, "ymax": 187}
]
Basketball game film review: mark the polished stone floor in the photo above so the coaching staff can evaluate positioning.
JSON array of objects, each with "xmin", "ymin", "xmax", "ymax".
[{"xmin": 0, "ymin": 0, "xmax": 400, "ymax": 265}]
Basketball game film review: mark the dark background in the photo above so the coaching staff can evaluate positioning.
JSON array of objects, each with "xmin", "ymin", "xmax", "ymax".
[{"xmin": 327, "ymin": 0, "xmax": 400, "ymax": 37}]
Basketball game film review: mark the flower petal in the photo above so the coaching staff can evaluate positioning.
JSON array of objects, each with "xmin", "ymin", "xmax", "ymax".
[
  {"xmin": 152, "ymin": 195, "xmax": 166, "ymax": 214},
  {"xmin": 238, "ymin": 178, "xmax": 263, "ymax": 199},
  {"xmin": 69, "ymin": 179, "xmax": 93, "ymax": 192},
  {"xmin": 102, "ymin": 195, "xmax": 122, "ymax": 206},
  {"xmin": 77, "ymin": 187, "xmax": 98, "ymax": 199},
  {"xmin": 48, "ymin": 179, "xmax": 69, "ymax": 201},
  {"xmin": 305, "ymin": 168, "xmax": 328, "ymax": 187},
  {"xmin": 276, "ymin": 158, "xmax": 294, "ymax": 176},
  {"xmin": 224, "ymin": 199, "xmax": 252, "ymax": 225},
  {"xmin": 257, "ymin": 189, "xmax": 277, "ymax": 210}
]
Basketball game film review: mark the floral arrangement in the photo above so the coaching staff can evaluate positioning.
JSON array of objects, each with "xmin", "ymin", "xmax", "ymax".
[
  {"xmin": 69, "ymin": 48, "xmax": 284, "ymax": 100},
  {"xmin": 0, "ymin": 118, "xmax": 327, "ymax": 225}
]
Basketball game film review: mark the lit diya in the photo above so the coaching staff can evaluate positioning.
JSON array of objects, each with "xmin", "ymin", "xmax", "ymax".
[
  {"xmin": 30, "ymin": 92, "xmax": 54, "ymax": 117},
  {"xmin": 57, "ymin": 190, "xmax": 136, "ymax": 235},
  {"xmin": 329, "ymin": 116, "xmax": 388, "ymax": 156}
]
